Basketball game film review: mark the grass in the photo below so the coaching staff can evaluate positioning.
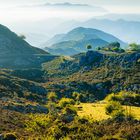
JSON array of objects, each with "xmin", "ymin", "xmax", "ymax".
[{"xmin": 77, "ymin": 103, "xmax": 140, "ymax": 121}]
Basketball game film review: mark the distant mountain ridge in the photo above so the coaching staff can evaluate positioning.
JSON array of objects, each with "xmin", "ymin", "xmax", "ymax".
[
  {"xmin": 44, "ymin": 27, "xmax": 127, "ymax": 55},
  {"xmin": 51, "ymin": 18, "xmax": 140, "ymax": 44},
  {"xmin": 82, "ymin": 19, "xmax": 140, "ymax": 44}
]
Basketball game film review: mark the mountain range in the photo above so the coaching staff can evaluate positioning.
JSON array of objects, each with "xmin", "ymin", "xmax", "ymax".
[
  {"xmin": 82, "ymin": 18, "xmax": 140, "ymax": 44},
  {"xmin": 47, "ymin": 18, "xmax": 140, "ymax": 45},
  {"xmin": 9, "ymin": 15, "xmax": 140, "ymax": 47},
  {"xmin": 43, "ymin": 27, "xmax": 127, "ymax": 55}
]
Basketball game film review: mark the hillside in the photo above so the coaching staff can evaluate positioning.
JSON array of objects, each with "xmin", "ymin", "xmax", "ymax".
[
  {"xmin": 44, "ymin": 27, "xmax": 127, "ymax": 55},
  {"xmin": 0, "ymin": 69, "xmax": 48, "ymax": 114},
  {"xmin": 0, "ymin": 24, "xmax": 56, "ymax": 69},
  {"xmin": 0, "ymin": 24, "xmax": 46, "ymax": 55},
  {"xmin": 77, "ymin": 103, "xmax": 140, "ymax": 120},
  {"xmin": 50, "ymin": 18, "xmax": 140, "ymax": 44},
  {"xmin": 43, "ymin": 51, "xmax": 140, "ymax": 100}
]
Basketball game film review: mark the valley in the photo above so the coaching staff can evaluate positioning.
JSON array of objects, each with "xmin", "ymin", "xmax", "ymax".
[{"xmin": 0, "ymin": 15, "xmax": 140, "ymax": 139}]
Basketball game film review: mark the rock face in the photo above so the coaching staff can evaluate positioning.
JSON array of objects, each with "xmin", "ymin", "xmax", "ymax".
[
  {"xmin": 79, "ymin": 51, "xmax": 140, "ymax": 69},
  {"xmin": 105, "ymin": 52, "xmax": 140, "ymax": 68},
  {"xmin": 79, "ymin": 51, "xmax": 104, "ymax": 66}
]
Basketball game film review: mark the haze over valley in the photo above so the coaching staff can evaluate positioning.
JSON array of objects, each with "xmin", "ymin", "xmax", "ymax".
[{"xmin": 1, "ymin": 0, "xmax": 140, "ymax": 46}]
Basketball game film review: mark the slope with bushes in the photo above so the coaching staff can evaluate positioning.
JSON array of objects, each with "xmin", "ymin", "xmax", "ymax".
[{"xmin": 43, "ymin": 50, "xmax": 140, "ymax": 101}]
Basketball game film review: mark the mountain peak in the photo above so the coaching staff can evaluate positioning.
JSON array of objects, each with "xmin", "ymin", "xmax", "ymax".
[
  {"xmin": 68, "ymin": 27, "xmax": 101, "ymax": 34},
  {"xmin": 44, "ymin": 27, "xmax": 127, "ymax": 55}
]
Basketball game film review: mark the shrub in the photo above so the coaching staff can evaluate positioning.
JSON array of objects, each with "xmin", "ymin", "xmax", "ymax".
[
  {"xmin": 129, "ymin": 43, "xmax": 140, "ymax": 52},
  {"xmin": 47, "ymin": 102, "xmax": 58, "ymax": 116},
  {"xmin": 19, "ymin": 34, "xmax": 26, "ymax": 40},
  {"xmin": 47, "ymin": 92, "xmax": 57, "ymax": 102},
  {"xmin": 72, "ymin": 92, "xmax": 81, "ymax": 102},
  {"xmin": 3, "ymin": 133, "xmax": 17, "ymax": 140},
  {"xmin": 86, "ymin": 45, "xmax": 92, "ymax": 50},
  {"xmin": 62, "ymin": 106, "xmax": 77, "ymax": 115},
  {"xmin": 105, "ymin": 101, "xmax": 125, "ymax": 120},
  {"xmin": 105, "ymin": 91, "xmax": 140, "ymax": 106},
  {"xmin": 59, "ymin": 98, "xmax": 75, "ymax": 108},
  {"xmin": 61, "ymin": 106, "xmax": 77, "ymax": 123}
]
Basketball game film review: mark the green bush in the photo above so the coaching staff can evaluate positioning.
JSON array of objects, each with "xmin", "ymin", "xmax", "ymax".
[
  {"xmin": 105, "ymin": 91, "xmax": 140, "ymax": 106},
  {"xmin": 105, "ymin": 101, "xmax": 125, "ymax": 120},
  {"xmin": 129, "ymin": 43, "xmax": 140, "ymax": 52},
  {"xmin": 59, "ymin": 98, "xmax": 75, "ymax": 108}
]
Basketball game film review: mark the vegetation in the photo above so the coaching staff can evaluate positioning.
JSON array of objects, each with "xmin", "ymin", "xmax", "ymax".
[
  {"xmin": 77, "ymin": 103, "xmax": 140, "ymax": 121},
  {"xmin": 86, "ymin": 44, "xmax": 92, "ymax": 50},
  {"xmin": 105, "ymin": 101, "xmax": 125, "ymax": 120},
  {"xmin": 1, "ymin": 98, "xmax": 140, "ymax": 139},
  {"xmin": 105, "ymin": 91, "xmax": 140, "ymax": 106},
  {"xmin": 129, "ymin": 43, "xmax": 140, "ymax": 52},
  {"xmin": 0, "ymin": 24, "xmax": 139, "ymax": 139},
  {"xmin": 99, "ymin": 42, "xmax": 125, "ymax": 53},
  {"xmin": 59, "ymin": 98, "xmax": 75, "ymax": 108},
  {"xmin": 18, "ymin": 34, "xmax": 26, "ymax": 40}
]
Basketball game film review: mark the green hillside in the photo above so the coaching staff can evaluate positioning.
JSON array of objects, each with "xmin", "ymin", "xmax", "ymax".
[
  {"xmin": 43, "ymin": 51, "xmax": 140, "ymax": 101},
  {"xmin": 44, "ymin": 27, "xmax": 127, "ymax": 55},
  {"xmin": 0, "ymin": 24, "xmax": 56, "ymax": 69},
  {"xmin": 0, "ymin": 25, "xmax": 139, "ymax": 140}
]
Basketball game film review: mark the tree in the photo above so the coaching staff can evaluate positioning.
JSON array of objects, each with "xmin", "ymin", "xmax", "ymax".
[
  {"xmin": 97, "ymin": 47, "xmax": 101, "ymax": 50},
  {"xmin": 86, "ymin": 45, "xmax": 92, "ymax": 50},
  {"xmin": 112, "ymin": 42, "xmax": 120, "ymax": 48},
  {"xmin": 19, "ymin": 34, "xmax": 26, "ymax": 40},
  {"xmin": 101, "ymin": 42, "xmax": 124, "ymax": 53},
  {"xmin": 129, "ymin": 43, "xmax": 140, "ymax": 51}
]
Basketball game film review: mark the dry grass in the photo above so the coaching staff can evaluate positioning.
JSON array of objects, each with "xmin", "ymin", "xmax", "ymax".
[{"xmin": 77, "ymin": 103, "xmax": 140, "ymax": 121}]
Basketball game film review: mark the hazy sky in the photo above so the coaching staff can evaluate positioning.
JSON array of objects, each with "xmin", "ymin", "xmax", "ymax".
[
  {"xmin": 0, "ymin": 0, "xmax": 140, "ymax": 12},
  {"xmin": 0, "ymin": 0, "xmax": 139, "ymax": 22},
  {"xmin": 0, "ymin": 0, "xmax": 140, "ymax": 22},
  {"xmin": 0, "ymin": 0, "xmax": 140, "ymax": 46},
  {"xmin": 0, "ymin": 0, "xmax": 140, "ymax": 6}
]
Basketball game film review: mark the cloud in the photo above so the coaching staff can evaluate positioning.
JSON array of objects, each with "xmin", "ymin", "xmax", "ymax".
[
  {"xmin": 44, "ymin": 2, "xmax": 107, "ymax": 12},
  {"xmin": 44, "ymin": 2, "xmax": 91, "ymax": 7},
  {"xmin": 41, "ymin": 2, "xmax": 107, "ymax": 12},
  {"xmin": 15, "ymin": 2, "xmax": 107, "ymax": 13}
]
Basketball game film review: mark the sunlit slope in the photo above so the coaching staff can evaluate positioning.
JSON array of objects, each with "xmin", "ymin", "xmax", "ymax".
[{"xmin": 77, "ymin": 103, "xmax": 140, "ymax": 121}]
